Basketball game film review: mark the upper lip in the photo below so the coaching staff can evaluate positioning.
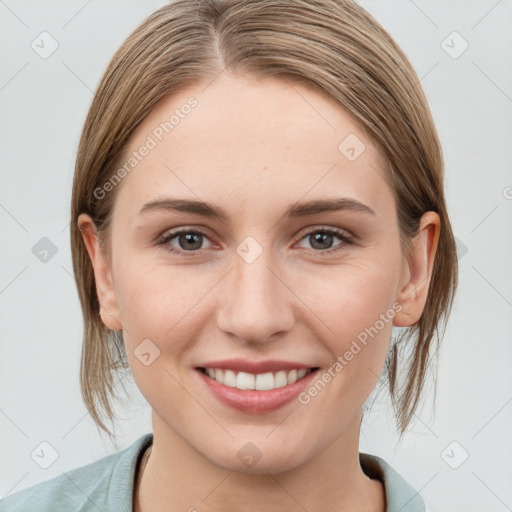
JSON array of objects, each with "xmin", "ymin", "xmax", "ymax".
[{"xmin": 196, "ymin": 359, "xmax": 318, "ymax": 374}]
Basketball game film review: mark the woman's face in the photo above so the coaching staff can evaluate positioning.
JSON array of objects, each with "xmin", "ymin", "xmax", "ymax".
[{"xmin": 80, "ymin": 73, "xmax": 436, "ymax": 473}]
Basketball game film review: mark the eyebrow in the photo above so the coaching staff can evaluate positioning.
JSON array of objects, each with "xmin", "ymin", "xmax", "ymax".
[{"xmin": 139, "ymin": 197, "xmax": 376, "ymax": 220}]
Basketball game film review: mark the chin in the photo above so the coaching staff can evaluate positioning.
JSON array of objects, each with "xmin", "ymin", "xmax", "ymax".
[{"xmin": 203, "ymin": 435, "xmax": 312, "ymax": 475}]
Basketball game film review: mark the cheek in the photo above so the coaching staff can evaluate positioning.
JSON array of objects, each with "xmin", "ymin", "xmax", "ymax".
[
  {"xmin": 115, "ymin": 251, "xmax": 186, "ymax": 323},
  {"xmin": 115, "ymin": 264, "xmax": 201, "ymax": 405},
  {"xmin": 303, "ymin": 255, "xmax": 399, "ymax": 333},
  {"xmin": 114, "ymin": 258, "xmax": 212, "ymax": 357},
  {"xmin": 299, "ymin": 257, "xmax": 400, "ymax": 386},
  {"xmin": 293, "ymin": 263, "xmax": 399, "ymax": 424}
]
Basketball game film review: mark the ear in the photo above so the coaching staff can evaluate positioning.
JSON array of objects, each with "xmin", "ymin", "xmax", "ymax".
[
  {"xmin": 393, "ymin": 211, "xmax": 440, "ymax": 327},
  {"xmin": 78, "ymin": 213, "xmax": 122, "ymax": 331}
]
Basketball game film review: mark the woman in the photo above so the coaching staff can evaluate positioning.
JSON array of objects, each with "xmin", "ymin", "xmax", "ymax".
[{"xmin": 0, "ymin": 0, "xmax": 457, "ymax": 511}]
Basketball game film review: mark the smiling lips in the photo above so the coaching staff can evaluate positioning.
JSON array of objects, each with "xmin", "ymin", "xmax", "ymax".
[
  {"xmin": 196, "ymin": 359, "xmax": 320, "ymax": 413},
  {"xmin": 200, "ymin": 367, "xmax": 314, "ymax": 390}
]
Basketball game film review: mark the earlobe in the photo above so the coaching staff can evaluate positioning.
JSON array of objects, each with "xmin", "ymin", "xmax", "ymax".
[
  {"xmin": 393, "ymin": 211, "xmax": 440, "ymax": 327},
  {"xmin": 78, "ymin": 213, "xmax": 122, "ymax": 332}
]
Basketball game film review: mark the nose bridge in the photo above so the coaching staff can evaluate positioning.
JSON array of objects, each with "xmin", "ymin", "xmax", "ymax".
[{"xmin": 216, "ymin": 234, "xmax": 294, "ymax": 344}]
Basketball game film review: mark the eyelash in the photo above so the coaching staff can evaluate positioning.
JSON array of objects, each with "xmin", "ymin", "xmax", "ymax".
[{"xmin": 158, "ymin": 226, "xmax": 353, "ymax": 257}]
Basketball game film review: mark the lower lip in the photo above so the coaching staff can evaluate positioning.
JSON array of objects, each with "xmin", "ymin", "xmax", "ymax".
[{"xmin": 196, "ymin": 368, "xmax": 319, "ymax": 413}]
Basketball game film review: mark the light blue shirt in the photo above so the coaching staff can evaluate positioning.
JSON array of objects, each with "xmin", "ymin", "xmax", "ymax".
[{"xmin": 0, "ymin": 432, "xmax": 425, "ymax": 511}]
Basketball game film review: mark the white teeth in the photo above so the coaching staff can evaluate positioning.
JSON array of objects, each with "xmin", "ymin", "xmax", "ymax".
[
  {"xmin": 224, "ymin": 369, "xmax": 237, "ymax": 387},
  {"xmin": 255, "ymin": 372, "xmax": 274, "ymax": 390},
  {"xmin": 297, "ymin": 369, "xmax": 307, "ymax": 380},
  {"xmin": 274, "ymin": 370, "xmax": 288, "ymax": 388},
  {"xmin": 202, "ymin": 367, "xmax": 313, "ymax": 390},
  {"xmin": 237, "ymin": 371, "xmax": 255, "ymax": 390}
]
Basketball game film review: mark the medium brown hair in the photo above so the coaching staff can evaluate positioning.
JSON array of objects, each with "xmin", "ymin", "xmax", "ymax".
[{"xmin": 70, "ymin": 0, "xmax": 458, "ymax": 441}]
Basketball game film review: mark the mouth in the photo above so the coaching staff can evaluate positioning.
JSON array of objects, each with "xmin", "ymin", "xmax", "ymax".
[
  {"xmin": 195, "ymin": 365, "xmax": 320, "ymax": 413},
  {"xmin": 197, "ymin": 366, "xmax": 319, "ymax": 391}
]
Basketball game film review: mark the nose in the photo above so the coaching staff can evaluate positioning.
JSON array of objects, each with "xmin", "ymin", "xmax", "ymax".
[{"xmin": 215, "ymin": 241, "xmax": 295, "ymax": 346}]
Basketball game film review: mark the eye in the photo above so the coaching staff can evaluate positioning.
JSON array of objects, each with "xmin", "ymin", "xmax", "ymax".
[
  {"xmin": 158, "ymin": 226, "xmax": 353, "ymax": 257},
  {"xmin": 295, "ymin": 227, "xmax": 353, "ymax": 254},
  {"xmin": 159, "ymin": 229, "xmax": 212, "ymax": 255}
]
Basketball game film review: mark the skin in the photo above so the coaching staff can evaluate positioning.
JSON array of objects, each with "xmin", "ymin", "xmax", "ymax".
[{"xmin": 79, "ymin": 73, "xmax": 440, "ymax": 512}]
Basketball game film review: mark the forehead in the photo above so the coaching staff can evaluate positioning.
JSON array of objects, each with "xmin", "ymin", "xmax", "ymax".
[{"xmin": 112, "ymin": 73, "xmax": 392, "ymax": 223}]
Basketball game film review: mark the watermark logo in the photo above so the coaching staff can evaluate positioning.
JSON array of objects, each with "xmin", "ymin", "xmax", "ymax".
[
  {"xmin": 441, "ymin": 441, "xmax": 469, "ymax": 469},
  {"xmin": 31, "ymin": 31, "xmax": 59, "ymax": 59},
  {"xmin": 134, "ymin": 338, "xmax": 161, "ymax": 366},
  {"xmin": 441, "ymin": 31, "xmax": 469, "ymax": 59},
  {"xmin": 338, "ymin": 134, "xmax": 366, "ymax": 162},
  {"xmin": 31, "ymin": 441, "xmax": 59, "ymax": 469},
  {"xmin": 237, "ymin": 442, "xmax": 263, "ymax": 468},
  {"xmin": 236, "ymin": 236, "xmax": 264, "ymax": 264},
  {"xmin": 32, "ymin": 237, "xmax": 58, "ymax": 263},
  {"xmin": 454, "ymin": 237, "xmax": 468, "ymax": 260}
]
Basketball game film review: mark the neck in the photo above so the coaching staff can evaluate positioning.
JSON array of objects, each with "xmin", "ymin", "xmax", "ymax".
[{"xmin": 134, "ymin": 410, "xmax": 385, "ymax": 512}]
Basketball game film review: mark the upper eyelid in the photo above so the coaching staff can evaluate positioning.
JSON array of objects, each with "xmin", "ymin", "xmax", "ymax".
[{"xmin": 160, "ymin": 225, "xmax": 350, "ymax": 238}]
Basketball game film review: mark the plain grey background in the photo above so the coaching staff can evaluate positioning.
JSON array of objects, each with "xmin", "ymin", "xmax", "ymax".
[{"xmin": 1, "ymin": 1, "xmax": 511, "ymax": 511}]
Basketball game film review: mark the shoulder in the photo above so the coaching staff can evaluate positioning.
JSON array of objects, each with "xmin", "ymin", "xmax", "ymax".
[
  {"xmin": 0, "ymin": 433, "xmax": 153, "ymax": 512},
  {"xmin": 360, "ymin": 452, "xmax": 426, "ymax": 512}
]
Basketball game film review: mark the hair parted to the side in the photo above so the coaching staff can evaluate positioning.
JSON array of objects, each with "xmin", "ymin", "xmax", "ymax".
[{"xmin": 70, "ymin": 0, "xmax": 458, "ymax": 441}]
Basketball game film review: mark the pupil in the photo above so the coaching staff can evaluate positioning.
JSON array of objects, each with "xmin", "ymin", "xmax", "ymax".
[
  {"xmin": 181, "ymin": 233, "xmax": 201, "ymax": 250},
  {"xmin": 311, "ymin": 232, "xmax": 332, "ymax": 250}
]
